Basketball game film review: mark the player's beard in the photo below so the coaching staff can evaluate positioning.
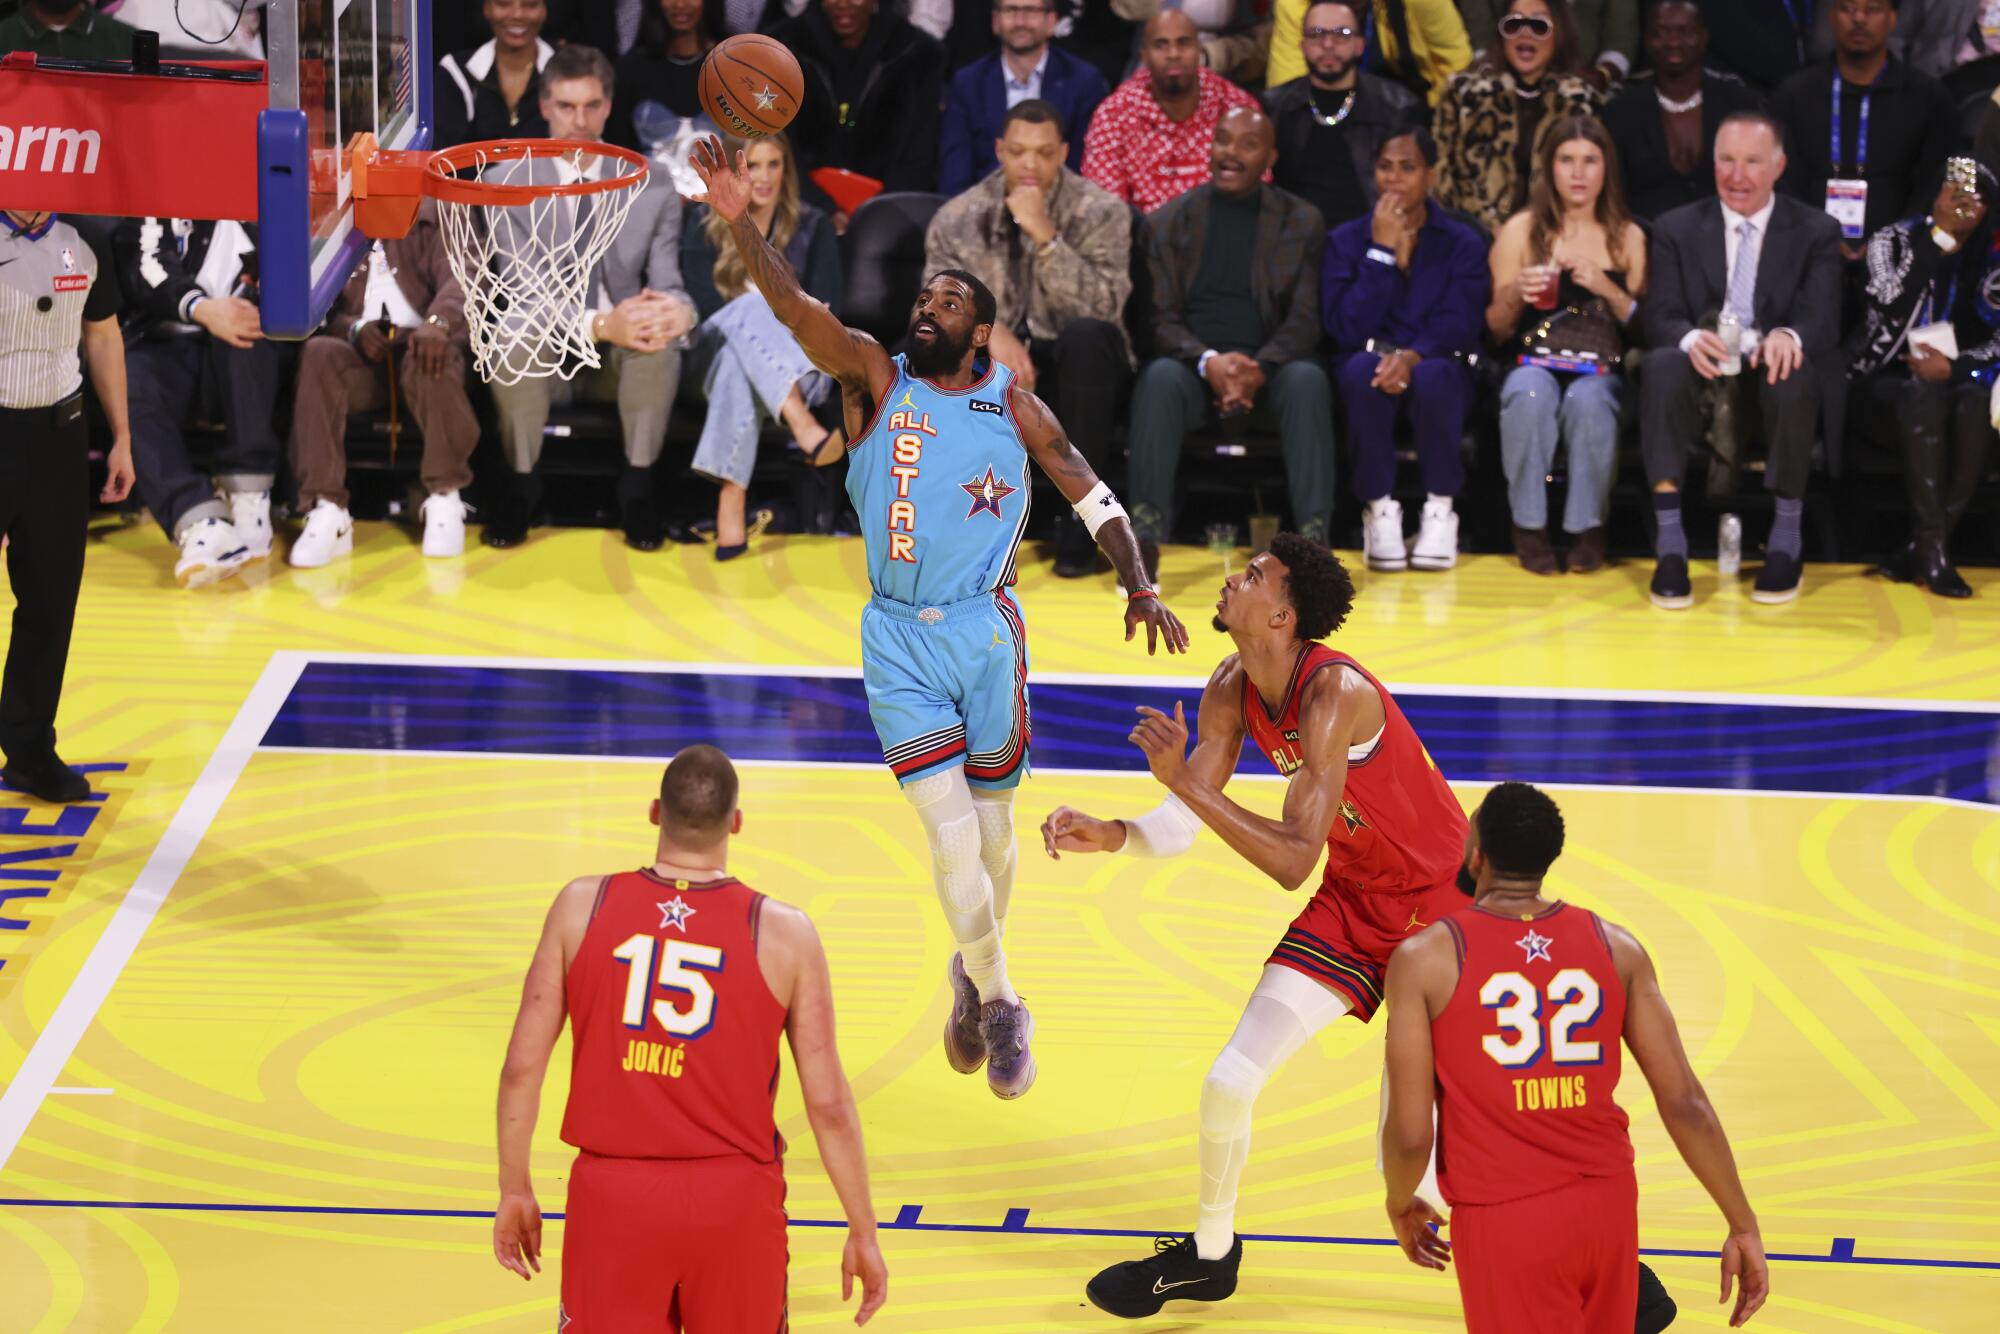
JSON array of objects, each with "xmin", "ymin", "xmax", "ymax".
[
  {"xmin": 1211, "ymin": 614, "xmax": 1228, "ymax": 633},
  {"xmin": 906, "ymin": 321, "xmax": 972, "ymax": 378},
  {"xmin": 1455, "ymin": 857, "xmax": 1478, "ymax": 897}
]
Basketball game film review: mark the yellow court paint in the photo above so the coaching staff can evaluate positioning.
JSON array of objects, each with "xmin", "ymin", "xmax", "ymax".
[{"xmin": 0, "ymin": 523, "xmax": 1994, "ymax": 1331}]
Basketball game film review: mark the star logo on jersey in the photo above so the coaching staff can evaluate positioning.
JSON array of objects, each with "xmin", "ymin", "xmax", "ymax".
[
  {"xmin": 558, "ymin": 1306, "xmax": 572, "ymax": 1331},
  {"xmin": 1337, "ymin": 798, "xmax": 1368, "ymax": 835},
  {"xmin": 753, "ymin": 83, "xmax": 779, "ymax": 110},
  {"xmin": 657, "ymin": 896, "xmax": 698, "ymax": 932},
  {"xmin": 1515, "ymin": 928, "xmax": 1554, "ymax": 964},
  {"xmin": 961, "ymin": 466, "xmax": 1017, "ymax": 519}
]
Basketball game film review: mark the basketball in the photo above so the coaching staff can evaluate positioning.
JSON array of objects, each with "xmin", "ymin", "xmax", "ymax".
[{"xmin": 700, "ymin": 34, "xmax": 803, "ymax": 138}]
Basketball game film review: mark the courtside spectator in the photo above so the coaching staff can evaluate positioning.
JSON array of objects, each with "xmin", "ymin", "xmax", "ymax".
[
  {"xmin": 1264, "ymin": 1, "xmax": 1425, "ymax": 229},
  {"xmin": 1847, "ymin": 157, "xmax": 1997, "ymax": 597},
  {"xmin": 437, "ymin": 0, "xmax": 555, "ymax": 147},
  {"xmin": 287, "ymin": 202, "xmax": 479, "ymax": 568},
  {"xmin": 927, "ymin": 99, "xmax": 1134, "ymax": 576},
  {"xmin": 1488, "ymin": 116, "xmax": 1647, "ymax": 575},
  {"xmin": 1267, "ymin": 0, "xmax": 1473, "ymax": 103},
  {"xmin": 482, "ymin": 46, "xmax": 698, "ymax": 552},
  {"xmin": 1601, "ymin": 0, "xmax": 1761, "ymax": 220},
  {"xmin": 680, "ymin": 132, "xmax": 844, "ymax": 558},
  {"xmin": 609, "ymin": 0, "xmax": 728, "ymax": 194},
  {"xmin": 1639, "ymin": 111, "xmax": 1843, "ymax": 610},
  {"xmin": 1434, "ymin": 0, "xmax": 1603, "ymax": 232},
  {"xmin": 1129, "ymin": 108, "xmax": 1336, "ymax": 557},
  {"xmin": 112, "ymin": 215, "xmax": 280, "ymax": 588},
  {"xmin": 772, "ymin": 0, "xmax": 947, "ymax": 213},
  {"xmin": 1082, "ymin": 10, "xmax": 1264, "ymax": 213},
  {"xmin": 938, "ymin": 0, "xmax": 1109, "ymax": 194},
  {"xmin": 1770, "ymin": 0, "xmax": 1959, "ymax": 254},
  {"xmin": 1324, "ymin": 126, "xmax": 1490, "ymax": 573},
  {"xmin": 1460, "ymin": 0, "xmax": 1639, "ymax": 87},
  {"xmin": 0, "ymin": 0, "xmax": 135, "ymax": 58}
]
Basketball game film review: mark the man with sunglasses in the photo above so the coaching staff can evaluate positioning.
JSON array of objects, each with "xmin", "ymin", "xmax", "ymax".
[
  {"xmin": 1266, "ymin": 0, "xmax": 1474, "ymax": 104},
  {"xmin": 1263, "ymin": 1, "xmax": 1425, "ymax": 228}
]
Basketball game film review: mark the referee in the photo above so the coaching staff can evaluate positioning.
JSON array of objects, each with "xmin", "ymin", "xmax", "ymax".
[{"xmin": 0, "ymin": 208, "xmax": 133, "ymax": 804}]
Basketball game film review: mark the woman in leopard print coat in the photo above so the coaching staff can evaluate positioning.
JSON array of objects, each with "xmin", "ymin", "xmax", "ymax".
[{"xmin": 1433, "ymin": 0, "xmax": 1603, "ymax": 233}]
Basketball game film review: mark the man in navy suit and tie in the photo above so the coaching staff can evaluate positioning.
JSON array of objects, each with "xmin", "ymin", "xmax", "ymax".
[
  {"xmin": 1640, "ymin": 110, "xmax": 1844, "ymax": 610},
  {"xmin": 939, "ymin": 0, "xmax": 1110, "ymax": 194}
]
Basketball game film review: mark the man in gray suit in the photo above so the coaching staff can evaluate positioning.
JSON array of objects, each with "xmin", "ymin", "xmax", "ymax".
[{"xmin": 484, "ymin": 43, "xmax": 695, "ymax": 550}]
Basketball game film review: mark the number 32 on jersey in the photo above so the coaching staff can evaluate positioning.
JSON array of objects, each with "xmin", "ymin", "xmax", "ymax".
[{"xmin": 1479, "ymin": 968, "xmax": 1603, "ymax": 1067}]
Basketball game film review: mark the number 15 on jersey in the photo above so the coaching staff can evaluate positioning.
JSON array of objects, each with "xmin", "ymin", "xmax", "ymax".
[{"xmin": 612, "ymin": 934, "xmax": 725, "ymax": 1039}]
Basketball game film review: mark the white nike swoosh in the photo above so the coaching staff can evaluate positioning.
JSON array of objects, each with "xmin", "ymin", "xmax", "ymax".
[{"xmin": 1151, "ymin": 1277, "xmax": 1207, "ymax": 1294}]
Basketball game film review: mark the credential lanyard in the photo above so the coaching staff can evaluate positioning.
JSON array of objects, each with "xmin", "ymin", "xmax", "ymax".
[{"xmin": 1831, "ymin": 71, "xmax": 1877, "ymax": 176}]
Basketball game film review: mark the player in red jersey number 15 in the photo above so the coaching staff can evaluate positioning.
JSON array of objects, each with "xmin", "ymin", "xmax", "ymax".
[
  {"xmin": 492, "ymin": 746, "xmax": 888, "ymax": 1329},
  {"xmin": 1383, "ymin": 783, "xmax": 1767, "ymax": 1331}
]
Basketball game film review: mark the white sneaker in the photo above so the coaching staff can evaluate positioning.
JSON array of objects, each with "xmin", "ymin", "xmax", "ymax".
[
  {"xmin": 289, "ymin": 499, "xmax": 353, "ymax": 569},
  {"xmin": 1363, "ymin": 498, "xmax": 1407, "ymax": 572},
  {"xmin": 227, "ymin": 490, "xmax": 273, "ymax": 560},
  {"xmin": 175, "ymin": 517, "xmax": 252, "ymax": 588},
  {"xmin": 1410, "ymin": 497, "xmax": 1459, "ymax": 571},
  {"xmin": 420, "ymin": 489, "xmax": 469, "ymax": 558}
]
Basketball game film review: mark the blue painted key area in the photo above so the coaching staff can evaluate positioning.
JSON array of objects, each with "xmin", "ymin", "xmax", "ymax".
[{"xmin": 262, "ymin": 663, "xmax": 2000, "ymax": 805}]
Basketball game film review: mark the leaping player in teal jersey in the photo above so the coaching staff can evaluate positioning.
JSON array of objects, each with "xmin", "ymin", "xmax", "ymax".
[{"xmin": 693, "ymin": 135, "xmax": 1189, "ymax": 1099}]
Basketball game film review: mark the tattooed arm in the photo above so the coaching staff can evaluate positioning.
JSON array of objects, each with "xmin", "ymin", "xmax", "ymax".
[
  {"xmin": 690, "ymin": 135, "xmax": 895, "ymax": 406},
  {"xmin": 1010, "ymin": 380, "xmax": 1190, "ymax": 655}
]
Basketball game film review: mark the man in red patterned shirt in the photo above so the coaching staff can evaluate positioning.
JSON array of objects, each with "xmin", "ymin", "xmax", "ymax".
[{"xmin": 1080, "ymin": 9, "xmax": 1265, "ymax": 213}]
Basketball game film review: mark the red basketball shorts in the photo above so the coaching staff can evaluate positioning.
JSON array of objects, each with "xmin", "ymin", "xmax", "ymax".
[
  {"xmin": 560, "ymin": 1151, "xmax": 789, "ymax": 1333},
  {"xmin": 1267, "ymin": 879, "xmax": 1466, "ymax": 1021},
  {"xmin": 1450, "ymin": 1172, "xmax": 1640, "ymax": 1334}
]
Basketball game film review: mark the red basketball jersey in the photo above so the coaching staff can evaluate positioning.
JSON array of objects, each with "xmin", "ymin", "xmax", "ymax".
[
  {"xmin": 1241, "ymin": 645, "xmax": 1467, "ymax": 896},
  {"xmin": 561, "ymin": 870, "xmax": 788, "ymax": 1162},
  {"xmin": 1432, "ymin": 902, "xmax": 1635, "ymax": 1207}
]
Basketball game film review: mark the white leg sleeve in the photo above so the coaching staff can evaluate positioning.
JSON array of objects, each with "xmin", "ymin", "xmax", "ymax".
[
  {"xmin": 969, "ymin": 786, "xmax": 1017, "ymax": 935},
  {"xmin": 905, "ymin": 770, "xmax": 1014, "ymax": 1005},
  {"xmin": 1378, "ymin": 1062, "xmax": 1448, "ymax": 1217},
  {"xmin": 1194, "ymin": 964, "xmax": 1353, "ymax": 1260}
]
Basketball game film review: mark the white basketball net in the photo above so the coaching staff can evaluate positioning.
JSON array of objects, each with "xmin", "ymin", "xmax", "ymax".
[{"xmin": 433, "ymin": 145, "xmax": 648, "ymax": 385}]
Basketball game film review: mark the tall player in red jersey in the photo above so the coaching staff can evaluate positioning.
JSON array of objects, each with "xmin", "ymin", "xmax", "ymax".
[
  {"xmin": 1383, "ymin": 783, "xmax": 1768, "ymax": 1332},
  {"xmin": 492, "ymin": 746, "xmax": 889, "ymax": 1330},
  {"xmin": 1038, "ymin": 535, "xmax": 1471, "ymax": 1316}
]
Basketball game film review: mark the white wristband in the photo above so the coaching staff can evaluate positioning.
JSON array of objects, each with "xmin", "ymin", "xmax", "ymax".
[
  {"xmin": 1074, "ymin": 480, "xmax": 1128, "ymax": 539},
  {"xmin": 1120, "ymin": 793, "xmax": 1202, "ymax": 857}
]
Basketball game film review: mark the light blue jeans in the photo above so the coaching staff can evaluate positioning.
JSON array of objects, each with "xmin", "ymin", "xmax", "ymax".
[
  {"xmin": 1499, "ymin": 366, "xmax": 1627, "ymax": 533},
  {"xmin": 688, "ymin": 291, "xmax": 830, "ymax": 489}
]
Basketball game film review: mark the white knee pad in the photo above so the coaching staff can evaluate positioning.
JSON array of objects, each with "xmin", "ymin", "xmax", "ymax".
[
  {"xmin": 904, "ymin": 770, "xmax": 990, "ymax": 916},
  {"xmin": 1200, "ymin": 1046, "xmax": 1267, "ymax": 1140},
  {"xmin": 970, "ymin": 787, "xmax": 1016, "ymax": 875}
]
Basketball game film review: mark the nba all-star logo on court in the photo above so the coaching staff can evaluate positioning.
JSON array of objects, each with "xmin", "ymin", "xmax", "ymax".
[
  {"xmin": 961, "ymin": 467, "xmax": 1017, "ymax": 519},
  {"xmin": 657, "ymin": 896, "xmax": 697, "ymax": 931},
  {"xmin": 1515, "ymin": 928, "xmax": 1554, "ymax": 963}
]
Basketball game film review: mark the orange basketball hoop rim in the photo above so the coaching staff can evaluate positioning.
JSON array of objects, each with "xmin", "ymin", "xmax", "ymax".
[{"xmin": 348, "ymin": 133, "xmax": 650, "ymax": 239}]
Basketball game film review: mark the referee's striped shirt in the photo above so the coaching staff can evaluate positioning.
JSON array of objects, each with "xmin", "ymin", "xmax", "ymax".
[{"xmin": 0, "ymin": 215, "xmax": 120, "ymax": 410}]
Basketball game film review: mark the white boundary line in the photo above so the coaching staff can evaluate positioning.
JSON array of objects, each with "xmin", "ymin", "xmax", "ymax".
[
  {"xmin": 0, "ymin": 651, "xmax": 309, "ymax": 1173},
  {"xmin": 290, "ymin": 650, "xmax": 2000, "ymax": 715}
]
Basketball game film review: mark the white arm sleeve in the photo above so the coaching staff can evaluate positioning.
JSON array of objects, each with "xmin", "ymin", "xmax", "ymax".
[{"xmin": 1119, "ymin": 793, "xmax": 1202, "ymax": 857}]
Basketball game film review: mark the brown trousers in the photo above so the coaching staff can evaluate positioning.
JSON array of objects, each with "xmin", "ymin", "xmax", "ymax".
[{"xmin": 289, "ymin": 333, "xmax": 479, "ymax": 509}]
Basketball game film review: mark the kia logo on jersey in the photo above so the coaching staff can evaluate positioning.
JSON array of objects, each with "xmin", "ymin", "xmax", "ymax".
[{"xmin": 969, "ymin": 399, "xmax": 1003, "ymax": 416}]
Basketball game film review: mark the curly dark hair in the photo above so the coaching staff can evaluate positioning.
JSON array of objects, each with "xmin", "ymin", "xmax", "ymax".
[
  {"xmin": 1475, "ymin": 782, "xmax": 1566, "ymax": 878},
  {"xmin": 1268, "ymin": 533, "xmax": 1355, "ymax": 641}
]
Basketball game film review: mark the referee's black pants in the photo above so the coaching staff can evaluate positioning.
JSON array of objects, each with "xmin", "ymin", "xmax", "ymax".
[{"xmin": 0, "ymin": 396, "xmax": 87, "ymax": 766}]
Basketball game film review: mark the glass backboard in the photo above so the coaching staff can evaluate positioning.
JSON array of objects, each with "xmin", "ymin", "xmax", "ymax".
[{"xmin": 259, "ymin": 0, "xmax": 429, "ymax": 338}]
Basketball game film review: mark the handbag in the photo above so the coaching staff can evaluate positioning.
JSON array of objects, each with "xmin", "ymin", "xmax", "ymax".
[{"xmin": 1518, "ymin": 295, "xmax": 1626, "ymax": 373}]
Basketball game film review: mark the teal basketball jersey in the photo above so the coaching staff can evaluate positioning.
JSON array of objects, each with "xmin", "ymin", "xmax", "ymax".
[{"xmin": 846, "ymin": 355, "xmax": 1033, "ymax": 606}]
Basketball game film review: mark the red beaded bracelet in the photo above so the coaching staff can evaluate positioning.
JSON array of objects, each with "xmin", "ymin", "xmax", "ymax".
[{"xmin": 1128, "ymin": 587, "xmax": 1159, "ymax": 602}]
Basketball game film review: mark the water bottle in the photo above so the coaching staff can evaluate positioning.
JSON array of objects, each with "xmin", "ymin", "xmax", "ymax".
[
  {"xmin": 1718, "ymin": 513, "xmax": 1742, "ymax": 577},
  {"xmin": 1716, "ymin": 309, "xmax": 1742, "ymax": 376}
]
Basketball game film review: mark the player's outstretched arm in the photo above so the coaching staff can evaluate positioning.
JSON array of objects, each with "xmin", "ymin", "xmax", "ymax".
[
  {"xmin": 1007, "ymin": 381, "xmax": 1189, "ymax": 656},
  {"xmin": 1380, "ymin": 933, "xmax": 1453, "ymax": 1272},
  {"xmin": 492, "ymin": 877, "xmax": 591, "ymax": 1280},
  {"xmin": 689, "ymin": 135, "xmax": 894, "ymax": 404},
  {"xmin": 1137, "ymin": 664, "xmax": 1359, "ymax": 889},
  {"xmin": 769, "ymin": 904, "xmax": 889, "ymax": 1325},
  {"xmin": 1611, "ymin": 925, "xmax": 1768, "ymax": 1327},
  {"xmin": 1042, "ymin": 658, "xmax": 1245, "ymax": 858}
]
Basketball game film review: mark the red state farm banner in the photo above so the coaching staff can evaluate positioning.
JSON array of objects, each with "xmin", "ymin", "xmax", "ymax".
[{"xmin": 0, "ymin": 54, "xmax": 264, "ymax": 221}]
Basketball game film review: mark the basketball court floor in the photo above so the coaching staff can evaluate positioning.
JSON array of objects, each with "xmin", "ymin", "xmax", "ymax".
[{"xmin": 1, "ymin": 522, "xmax": 1995, "ymax": 1331}]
